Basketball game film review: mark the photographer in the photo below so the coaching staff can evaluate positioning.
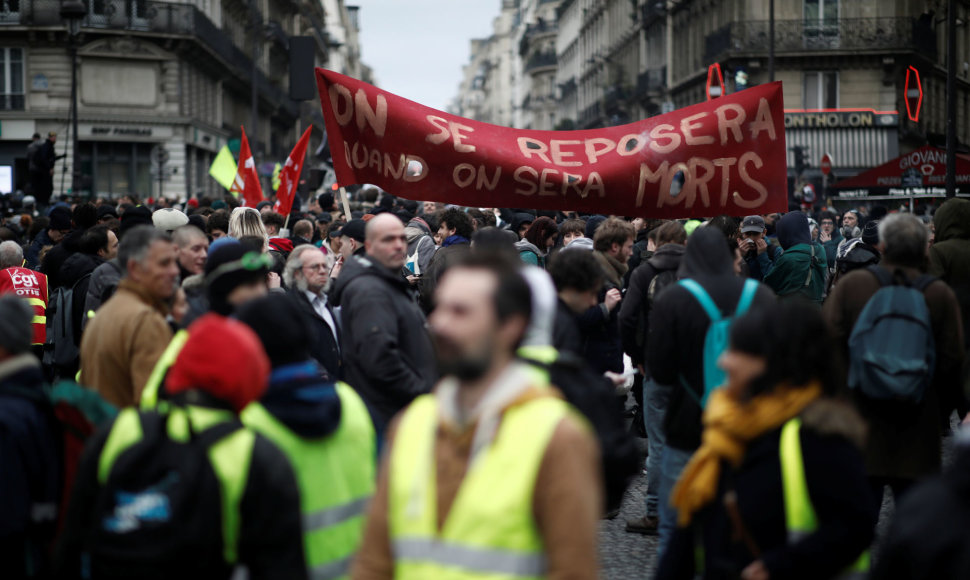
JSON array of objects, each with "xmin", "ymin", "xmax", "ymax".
[{"xmin": 738, "ymin": 215, "xmax": 782, "ymax": 282}]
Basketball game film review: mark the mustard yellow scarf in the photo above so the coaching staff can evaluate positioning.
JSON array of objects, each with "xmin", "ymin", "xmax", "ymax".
[{"xmin": 671, "ymin": 383, "xmax": 822, "ymax": 526}]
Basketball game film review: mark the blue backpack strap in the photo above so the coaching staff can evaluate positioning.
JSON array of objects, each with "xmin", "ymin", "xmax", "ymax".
[
  {"xmin": 910, "ymin": 275, "xmax": 937, "ymax": 293},
  {"xmin": 679, "ymin": 279, "xmax": 722, "ymax": 322},
  {"xmin": 866, "ymin": 265, "xmax": 893, "ymax": 287},
  {"xmin": 735, "ymin": 279, "xmax": 760, "ymax": 317}
]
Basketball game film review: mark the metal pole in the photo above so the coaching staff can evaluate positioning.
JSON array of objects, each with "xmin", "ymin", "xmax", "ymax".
[
  {"xmin": 250, "ymin": 0, "xmax": 259, "ymax": 158},
  {"xmin": 768, "ymin": 0, "xmax": 775, "ymax": 82},
  {"xmin": 70, "ymin": 38, "xmax": 80, "ymax": 197},
  {"xmin": 945, "ymin": 0, "xmax": 957, "ymax": 198}
]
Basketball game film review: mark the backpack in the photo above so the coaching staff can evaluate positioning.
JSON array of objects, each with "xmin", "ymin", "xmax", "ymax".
[
  {"xmin": 634, "ymin": 267, "xmax": 679, "ymax": 355},
  {"xmin": 847, "ymin": 266, "xmax": 936, "ymax": 404},
  {"xmin": 524, "ymin": 353, "xmax": 640, "ymax": 513},
  {"xmin": 41, "ymin": 273, "xmax": 90, "ymax": 382},
  {"xmin": 85, "ymin": 399, "xmax": 247, "ymax": 577},
  {"xmin": 679, "ymin": 278, "xmax": 760, "ymax": 407}
]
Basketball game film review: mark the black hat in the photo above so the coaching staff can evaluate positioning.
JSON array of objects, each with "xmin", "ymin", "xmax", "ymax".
[
  {"xmin": 315, "ymin": 212, "xmax": 333, "ymax": 224},
  {"xmin": 48, "ymin": 207, "xmax": 72, "ymax": 231},
  {"xmin": 97, "ymin": 205, "xmax": 119, "ymax": 220},
  {"xmin": 337, "ymin": 218, "xmax": 366, "ymax": 243},
  {"xmin": 235, "ymin": 293, "xmax": 312, "ymax": 368},
  {"xmin": 317, "ymin": 192, "xmax": 335, "ymax": 211},
  {"xmin": 119, "ymin": 206, "xmax": 153, "ymax": 238},
  {"xmin": 862, "ymin": 220, "xmax": 879, "ymax": 246},
  {"xmin": 740, "ymin": 215, "xmax": 766, "ymax": 234}
]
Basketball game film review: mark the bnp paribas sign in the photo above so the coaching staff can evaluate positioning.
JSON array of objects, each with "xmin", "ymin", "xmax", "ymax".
[{"xmin": 784, "ymin": 110, "xmax": 898, "ymax": 129}]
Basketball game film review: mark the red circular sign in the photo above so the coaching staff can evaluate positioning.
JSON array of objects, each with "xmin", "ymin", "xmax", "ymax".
[{"xmin": 820, "ymin": 154, "xmax": 832, "ymax": 176}]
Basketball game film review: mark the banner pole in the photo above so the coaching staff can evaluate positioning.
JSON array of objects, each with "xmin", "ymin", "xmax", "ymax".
[{"xmin": 339, "ymin": 187, "xmax": 352, "ymax": 222}]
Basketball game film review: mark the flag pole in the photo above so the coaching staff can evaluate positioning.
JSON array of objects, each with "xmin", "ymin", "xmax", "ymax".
[{"xmin": 339, "ymin": 187, "xmax": 351, "ymax": 222}]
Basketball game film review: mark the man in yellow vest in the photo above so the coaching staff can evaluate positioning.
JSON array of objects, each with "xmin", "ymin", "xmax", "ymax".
[
  {"xmin": 353, "ymin": 253, "xmax": 603, "ymax": 579},
  {"xmin": 235, "ymin": 294, "xmax": 375, "ymax": 580}
]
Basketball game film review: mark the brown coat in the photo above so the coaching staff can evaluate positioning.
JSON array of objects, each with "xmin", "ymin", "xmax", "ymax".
[
  {"xmin": 823, "ymin": 264, "xmax": 965, "ymax": 480},
  {"xmin": 79, "ymin": 279, "xmax": 173, "ymax": 407},
  {"xmin": 352, "ymin": 389, "xmax": 603, "ymax": 580}
]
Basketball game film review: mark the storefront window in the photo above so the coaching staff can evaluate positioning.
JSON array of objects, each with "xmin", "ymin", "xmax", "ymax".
[{"xmin": 79, "ymin": 141, "xmax": 155, "ymax": 199}]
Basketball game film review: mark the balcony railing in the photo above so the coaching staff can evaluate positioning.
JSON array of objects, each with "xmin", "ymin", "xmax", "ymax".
[
  {"xmin": 525, "ymin": 50, "xmax": 557, "ymax": 74},
  {"xmin": 704, "ymin": 17, "xmax": 937, "ymax": 61},
  {"xmin": 603, "ymin": 84, "xmax": 630, "ymax": 112},
  {"xmin": 580, "ymin": 102, "xmax": 601, "ymax": 128},
  {"xmin": 1, "ymin": 0, "xmax": 298, "ymax": 119},
  {"xmin": 636, "ymin": 67, "xmax": 666, "ymax": 98}
]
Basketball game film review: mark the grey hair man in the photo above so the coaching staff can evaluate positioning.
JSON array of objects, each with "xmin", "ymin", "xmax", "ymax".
[
  {"xmin": 79, "ymin": 226, "xmax": 178, "ymax": 407},
  {"xmin": 824, "ymin": 213, "xmax": 965, "ymax": 508},
  {"xmin": 284, "ymin": 245, "xmax": 340, "ymax": 378},
  {"xmin": 0, "ymin": 240, "xmax": 24, "ymax": 268}
]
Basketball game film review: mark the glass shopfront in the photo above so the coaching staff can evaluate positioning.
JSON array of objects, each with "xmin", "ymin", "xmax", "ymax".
[{"xmin": 78, "ymin": 141, "xmax": 154, "ymax": 199}]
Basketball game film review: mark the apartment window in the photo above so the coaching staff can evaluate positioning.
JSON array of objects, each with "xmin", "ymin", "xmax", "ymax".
[
  {"xmin": 803, "ymin": 71, "xmax": 838, "ymax": 109},
  {"xmin": 0, "ymin": 48, "xmax": 24, "ymax": 111},
  {"xmin": 804, "ymin": 0, "xmax": 839, "ymax": 46}
]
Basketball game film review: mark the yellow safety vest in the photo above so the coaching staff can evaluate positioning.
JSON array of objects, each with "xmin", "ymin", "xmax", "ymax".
[
  {"xmin": 241, "ymin": 382, "xmax": 375, "ymax": 580},
  {"xmin": 780, "ymin": 418, "xmax": 870, "ymax": 578},
  {"xmin": 389, "ymin": 393, "xmax": 571, "ymax": 579},
  {"xmin": 140, "ymin": 329, "xmax": 189, "ymax": 412}
]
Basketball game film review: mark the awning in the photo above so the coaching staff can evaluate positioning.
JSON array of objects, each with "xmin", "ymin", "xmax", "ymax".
[{"xmin": 831, "ymin": 145, "xmax": 970, "ymax": 199}]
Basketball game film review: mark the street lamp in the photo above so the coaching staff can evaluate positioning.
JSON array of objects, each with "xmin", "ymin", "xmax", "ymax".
[{"xmin": 60, "ymin": 0, "xmax": 86, "ymax": 198}]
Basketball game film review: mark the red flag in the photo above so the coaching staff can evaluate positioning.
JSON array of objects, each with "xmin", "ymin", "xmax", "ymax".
[
  {"xmin": 230, "ymin": 127, "xmax": 263, "ymax": 207},
  {"xmin": 273, "ymin": 127, "xmax": 312, "ymax": 216}
]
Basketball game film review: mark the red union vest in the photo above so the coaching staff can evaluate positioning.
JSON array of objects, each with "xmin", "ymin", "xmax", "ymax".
[{"xmin": 0, "ymin": 267, "xmax": 49, "ymax": 345}]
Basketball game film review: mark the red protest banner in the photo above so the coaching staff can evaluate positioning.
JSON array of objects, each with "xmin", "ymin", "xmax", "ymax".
[{"xmin": 315, "ymin": 69, "xmax": 788, "ymax": 218}]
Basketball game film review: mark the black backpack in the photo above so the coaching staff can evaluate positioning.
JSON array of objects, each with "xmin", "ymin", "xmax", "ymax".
[
  {"xmin": 42, "ymin": 273, "xmax": 91, "ymax": 381},
  {"xmin": 85, "ymin": 400, "xmax": 246, "ymax": 578},
  {"xmin": 525, "ymin": 353, "xmax": 640, "ymax": 513}
]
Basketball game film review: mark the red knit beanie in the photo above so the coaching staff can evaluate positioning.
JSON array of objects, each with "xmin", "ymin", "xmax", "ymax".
[{"xmin": 165, "ymin": 313, "xmax": 270, "ymax": 411}]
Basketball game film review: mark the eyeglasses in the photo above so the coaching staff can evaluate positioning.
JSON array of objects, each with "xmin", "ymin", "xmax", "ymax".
[
  {"xmin": 302, "ymin": 262, "xmax": 328, "ymax": 272},
  {"xmin": 204, "ymin": 251, "xmax": 272, "ymax": 286}
]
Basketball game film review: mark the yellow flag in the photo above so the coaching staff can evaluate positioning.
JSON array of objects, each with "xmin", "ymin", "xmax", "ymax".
[
  {"xmin": 209, "ymin": 145, "xmax": 237, "ymax": 191},
  {"xmin": 272, "ymin": 162, "xmax": 282, "ymax": 192}
]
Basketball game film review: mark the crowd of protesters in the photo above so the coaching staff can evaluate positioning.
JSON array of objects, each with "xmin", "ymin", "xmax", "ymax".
[{"xmin": 0, "ymin": 185, "xmax": 968, "ymax": 579}]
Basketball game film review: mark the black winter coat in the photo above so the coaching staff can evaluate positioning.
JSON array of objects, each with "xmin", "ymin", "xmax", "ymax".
[
  {"xmin": 618, "ymin": 243, "xmax": 685, "ymax": 366},
  {"xmin": 329, "ymin": 255, "xmax": 436, "ymax": 431}
]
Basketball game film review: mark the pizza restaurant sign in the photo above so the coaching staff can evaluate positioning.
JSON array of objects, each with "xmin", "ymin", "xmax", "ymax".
[{"xmin": 784, "ymin": 111, "xmax": 898, "ymax": 129}]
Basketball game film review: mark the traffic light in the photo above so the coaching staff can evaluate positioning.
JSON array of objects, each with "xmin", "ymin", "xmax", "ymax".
[{"xmin": 791, "ymin": 146, "xmax": 809, "ymax": 176}]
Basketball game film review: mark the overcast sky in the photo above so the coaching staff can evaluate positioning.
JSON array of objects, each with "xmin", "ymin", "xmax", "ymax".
[{"xmin": 353, "ymin": 0, "xmax": 501, "ymax": 111}]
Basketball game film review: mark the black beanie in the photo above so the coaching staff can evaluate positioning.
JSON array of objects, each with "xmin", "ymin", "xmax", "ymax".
[
  {"xmin": 204, "ymin": 241, "xmax": 268, "ymax": 316},
  {"xmin": 119, "ymin": 206, "xmax": 153, "ymax": 239},
  {"xmin": 235, "ymin": 293, "xmax": 311, "ymax": 367}
]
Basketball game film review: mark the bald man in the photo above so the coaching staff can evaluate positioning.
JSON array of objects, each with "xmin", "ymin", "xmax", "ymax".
[{"xmin": 329, "ymin": 213, "xmax": 436, "ymax": 433}]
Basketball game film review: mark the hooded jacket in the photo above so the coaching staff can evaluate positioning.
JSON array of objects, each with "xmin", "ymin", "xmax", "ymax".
[
  {"xmin": 764, "ymin": 213, "xmax": 827, "ymax": 304},
  {"xmin": 404, "ymin": 219, "xmax": 435, "ymax": 276},
  {"xmin": 255, "ymin": 361, "xmax": 344, "ymax": 438},
  {"xmin": 930, "ymin": 198, "xmax": 970, "ymax": 353},
  {"xmin": 514, "ymin": 238, "xmax": 544, "ymax": 267},
  {"xmin": 619, "ymin": 243, "xmax": 685, "ymax": 365},
  {"xmin": 329, "ymin": 255, "xmax": 436, "ymax": 431},
  {"xmin": 646, "ymin": 229, "xmax": 775, "ymax": 451}
]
